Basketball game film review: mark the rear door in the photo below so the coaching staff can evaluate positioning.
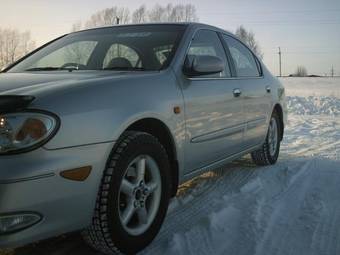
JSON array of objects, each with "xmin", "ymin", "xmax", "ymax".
[
  {"xmin": 222, "ymin": 34, "xmax": 271, "ymax": 147},
  {"xmin": 181, "ymin": 30, "xmax": 245, "ymax": 173}
]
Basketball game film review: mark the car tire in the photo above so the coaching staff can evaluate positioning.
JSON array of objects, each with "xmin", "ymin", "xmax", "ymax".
[
  {"xmin": 251, "ymin": 111, "xmax": 281, "ymax": 166},
  {"xmin": 82, "ymin": 131, "xmax": 171, "ymax": 255}
]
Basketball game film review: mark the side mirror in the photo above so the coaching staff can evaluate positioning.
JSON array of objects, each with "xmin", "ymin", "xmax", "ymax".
[{"xmin": 184, "ymin": 55, "xmax": 224, "ymax": 77}]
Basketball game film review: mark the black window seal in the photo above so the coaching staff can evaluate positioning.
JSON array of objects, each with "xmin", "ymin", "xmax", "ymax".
[{"xmin": 218, "ymin": 32, "xmax": 237, "ymax": 77}]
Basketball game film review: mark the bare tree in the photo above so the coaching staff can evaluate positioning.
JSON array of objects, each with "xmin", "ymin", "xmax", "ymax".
[
  {"xmin": 294, "ymin": 66, "xmax": 308, "ymax": 77},
  {"xmin": 132, "ymin": 5, "xmax": 147, "ymax": 24},
  {"xmin": 71, "ymin": 21, "xmax": 83, "ymax": 32},
  {"xmin": 148, "ymin": 4, "xmax": 164, "ymax": 22},
  {"xmin": 171, "ymin": 4, "xmax": 187, "ymax": 22},
  {"xmin": 184, "ymin": 4, "xmax": 198, "ymax": 22},
  {"xmin": 85, "ymin": 7, "xmax": 130, "ymax": 29},
  {"xmin": 235, "ymin": 25, "xmax": 263, "ymax": 59},
  {"xmin": 0, "ymin": 28, "xmax": 35, "ymax": 70},
  {"xmin": 148, "ymin": 3, "xmax": 198, "ymax": 22}
]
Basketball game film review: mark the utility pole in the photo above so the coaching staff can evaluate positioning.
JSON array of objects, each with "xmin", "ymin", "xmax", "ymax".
[
  {"xmin": 278, "ymin": 47, "xmax": 282, "ymax": 77},
  {"xmin": 331, "ymin": 65, "xmax": 334, "ymax": 77}
]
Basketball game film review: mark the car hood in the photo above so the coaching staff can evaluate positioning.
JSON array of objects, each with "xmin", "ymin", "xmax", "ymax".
[{"xmin": 0, "ymin": 71, "xmax": 159, "ymax": 96}]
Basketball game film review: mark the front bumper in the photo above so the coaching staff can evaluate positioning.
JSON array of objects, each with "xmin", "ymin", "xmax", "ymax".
[{"xmin": 0, "ymin": 141, "xmax": 114, "ymax": 248}]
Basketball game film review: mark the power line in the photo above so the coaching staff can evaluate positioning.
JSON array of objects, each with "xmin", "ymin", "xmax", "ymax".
[
  {"xmin": 198, "ymin": 9, "xmax": 340, "ymax": 15},
  {"xmin": 214, "ymin": 20, "xmax": 340, "ymax": 26},
  {"xmin": 262, "ymin": 51, "xmax": 340, "ymax": 55}
]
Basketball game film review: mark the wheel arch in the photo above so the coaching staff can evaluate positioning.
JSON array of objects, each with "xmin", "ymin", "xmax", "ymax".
[{"xmin": 124, "ymin": 118, "xmax": 179, "ymax": 197}]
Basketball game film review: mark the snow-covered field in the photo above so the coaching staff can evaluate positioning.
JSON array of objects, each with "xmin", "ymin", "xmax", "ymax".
[{"xmin": 2, "ymin": 77, "xmax": 340, "ymax": 255}]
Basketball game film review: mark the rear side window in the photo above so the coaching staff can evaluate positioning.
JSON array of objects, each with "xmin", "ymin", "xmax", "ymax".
[
  {"xmin": 223, "ymin": 35, "xmax": 260, "ymax": 77},
  {"xmin": 187, "ymin": 30, "xmax": 231, "ymax": 78}
]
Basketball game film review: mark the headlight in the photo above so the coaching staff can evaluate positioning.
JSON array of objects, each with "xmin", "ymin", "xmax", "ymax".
[{"xmin": 0, "ymin": 111, "xmax": 59, "ymax": 154}]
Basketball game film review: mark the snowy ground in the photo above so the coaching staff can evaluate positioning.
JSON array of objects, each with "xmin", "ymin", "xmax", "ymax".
[{"xmin": 2, "ymin": 77, "xmax": 340, "ymax": 255}]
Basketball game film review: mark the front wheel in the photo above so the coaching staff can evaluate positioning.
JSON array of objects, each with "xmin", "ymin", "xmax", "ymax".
[
  {"xmin": 251, "ymin": 111, "xmax": 281, "ymax": 166},
  {"xmin": 83, "ymin": 131, "xmax": 171, "ymax": 254}
]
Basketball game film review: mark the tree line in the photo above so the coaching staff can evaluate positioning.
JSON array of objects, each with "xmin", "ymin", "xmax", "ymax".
[
  {"xmin": 0, "ymin": 29, "xmax": 35, "ymax": 70},
  {"xmin": 72, "ymin": 4, "xmax": 199, "ymax": 31}
]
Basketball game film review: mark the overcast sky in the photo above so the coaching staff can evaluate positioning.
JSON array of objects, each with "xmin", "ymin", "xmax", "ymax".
[{"xmin": 1, "ymin": 0, "xmax": 339, "ymax": 76}]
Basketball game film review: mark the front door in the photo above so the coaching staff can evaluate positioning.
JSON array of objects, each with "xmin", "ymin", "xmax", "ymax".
[{"xmin": 181, "ymin": 30, "xmax": 245, "ymax": 173}]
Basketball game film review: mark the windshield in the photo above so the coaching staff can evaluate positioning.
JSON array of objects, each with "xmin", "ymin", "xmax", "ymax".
[{"xmin": 7, "ymin": 25, "xmax": 186, "ymax": 73}]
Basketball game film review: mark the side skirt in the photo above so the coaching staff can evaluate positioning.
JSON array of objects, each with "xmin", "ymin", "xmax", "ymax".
[{"xmin": 180, "ymin": 144, "xmax": 262, "ymax": 184}]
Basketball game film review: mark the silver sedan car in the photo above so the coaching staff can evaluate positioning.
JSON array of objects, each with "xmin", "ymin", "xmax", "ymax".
[{"xmin": 0, "ymin": 23, "xmax": 287, "ymax": 254}]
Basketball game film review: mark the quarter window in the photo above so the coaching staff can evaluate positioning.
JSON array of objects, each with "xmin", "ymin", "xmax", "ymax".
[
  {"xmin": 223, "ymin": 35, "xmax": 260, "ymax": 77},
  {"xmin": 187, "ymin": 30, "xmax": 231, "ymax": 78}
]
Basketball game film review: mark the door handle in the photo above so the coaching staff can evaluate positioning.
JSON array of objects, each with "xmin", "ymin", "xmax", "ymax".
[
  {"xmin": 266, "ymin": 86, "xmax": 271, "ymax": 93},
  {"xmin": 233, "ymin": 88, "xmax": 242, "ymax": 97}
]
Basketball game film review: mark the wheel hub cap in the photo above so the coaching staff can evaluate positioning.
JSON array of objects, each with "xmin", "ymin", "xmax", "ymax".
[
  {"xmin": 118, "ymin": 155, "xmax": 162, "ymax": 236},
  {"xmin": 268, "ymin": 117, "xmax": 278, "ymax": 157}
]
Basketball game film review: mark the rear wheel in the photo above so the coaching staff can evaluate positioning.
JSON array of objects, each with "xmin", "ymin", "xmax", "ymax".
[
  {"xmin": 251, "ymin": 111, "xmax": 281, "ymax": 166},
  {"xmin": 83, "ymin": 131, "xmax": 171, "ymax": 254}
]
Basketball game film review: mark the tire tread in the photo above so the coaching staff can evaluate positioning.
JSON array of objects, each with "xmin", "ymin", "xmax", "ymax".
[
  {"xmin": 251, "ymin": 111, "xmax": 281, "ymax": 166},
  {"xmin": 82, "ymin": 131, "xmax": 168, "ymax": 255}
]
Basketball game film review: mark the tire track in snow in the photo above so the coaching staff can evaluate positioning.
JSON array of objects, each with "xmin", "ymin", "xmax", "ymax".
[
  {"xmin": 254, "ymin": 162, "xmax": 317, "ymax": 255},
  {"xmin": 144, "ymin": 159, "xmax": 313, "ymax": 255},
  {"xmin": 253, "ymin": 159, "xmax": 340, "ymax": 255},
  {"xmin": 309, "ymin": 163, "xmax": 340, "ymax": 255},
  {"xmin": 141, "ymin": 165, "xmax": 258, "ymax": 254}
]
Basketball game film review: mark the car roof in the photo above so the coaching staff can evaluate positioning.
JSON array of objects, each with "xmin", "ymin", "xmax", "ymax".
[{"xmin": 71, "ymin": 22, "xmax": 235, "ymax": 37}]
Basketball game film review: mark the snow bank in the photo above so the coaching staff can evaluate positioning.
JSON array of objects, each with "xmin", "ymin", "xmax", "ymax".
[
  {"xmin": 287, "ymin": 96, "xmax": 340, "ymax": 116},
  {"xmin": 281, "ymin": 77, "xmax": 340, "ymax": 116},
  {"xmin": 281, "ymin": 77, "xmax": 340, "ymax": 98}
]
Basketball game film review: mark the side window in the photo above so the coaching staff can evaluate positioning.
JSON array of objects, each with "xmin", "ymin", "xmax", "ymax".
[
  {"xmin": 103, "ymin": 44, "xmax": 141, "ymax": 69},
  {"xmin": 187, "ymin": 30, "xmax": 231, "ymax": 78},
  {"xmin": 223, "ymin": 35, "xmax": 260, "ymax": 77}
]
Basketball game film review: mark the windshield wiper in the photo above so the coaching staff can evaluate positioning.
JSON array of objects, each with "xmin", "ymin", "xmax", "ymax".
[{"xmin": 25, "ymin": 67, "xmax": 77, "ymax": 72}]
